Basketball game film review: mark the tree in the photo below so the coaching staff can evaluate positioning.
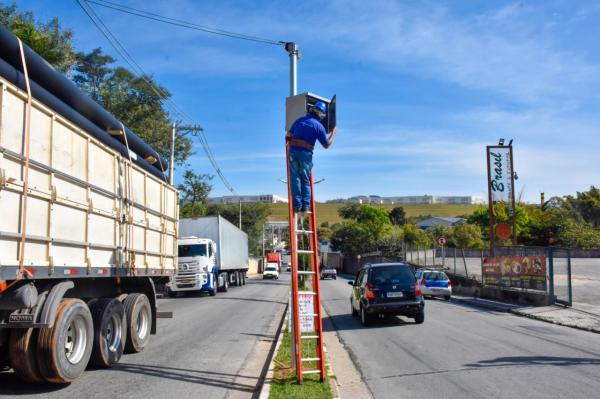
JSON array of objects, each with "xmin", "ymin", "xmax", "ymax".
[
  {"xmin": 1, "ymin": 3, "xmax": 76, "ymax": 73},
  {"xmin": 337, "ymin": 204, "xmax": 391, "ymax": 241},
  {"xmin": 330, "ymin": 222, "xmax": 372, "ymax": 256},
  {"xmin": 426, "ymin": 224, "xmax": 454, "ymax": 246},
  {"xmin": 565, "ymin": 186, "xmax": 600, "ymax": 228},
  {"xmin": 402, "ymin": 224, "xmax": 431, "ymax": 247},
  {"xmin": 388, "ymin": 206, "xmax": 406, "ymax": 226},
  {"xmin": 73, "ymin": 48, "xmax": 193, "ymax": 165},
  {"xmin": 452, "ymin": 223, "xmax": 484, "ymax": 248},
  {"xmin": 177, "ymin": 170, "xmax": 213, "ymax": 217}
]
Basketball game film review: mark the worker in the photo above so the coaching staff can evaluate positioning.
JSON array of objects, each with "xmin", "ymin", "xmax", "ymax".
[{"xmin": 286, "ymin": 101, "xmax": 337, "ymax": 217}]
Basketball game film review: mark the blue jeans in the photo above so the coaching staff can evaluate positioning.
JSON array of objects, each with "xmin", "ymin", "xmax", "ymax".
[{"xmin": 289, "ymin": 150, "xmax": 313, "ymax": 211}]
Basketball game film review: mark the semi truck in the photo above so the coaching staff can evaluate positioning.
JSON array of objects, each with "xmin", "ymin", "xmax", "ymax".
[
  {"xmin": 266, "ymin": 252, "xmax": 281, "ymax": 272},
  {"xmin": 0, "ymin": 25, "xmax": 177, "ymax": 383},
  {"xmin": 168, "ymin": 216, "xmax": 248, "ymax": 296}
]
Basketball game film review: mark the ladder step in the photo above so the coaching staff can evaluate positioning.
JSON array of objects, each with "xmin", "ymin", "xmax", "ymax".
[
  {"xmin": 302, "ymin": 357, "xmax": 321, "ymax": 362},
  {"xmin": 302, "ymin": 370, "xmax": 321, "ymax": 375},
  {"xmin": 300, "ymin": 313, "xmax": 318, "ymax": 317},
  {"xmin": 297, "ymin": 250, "xmax": 314, "ymax": 254},
  {"xmin": 301, "ymin": 335, "xmax": 319, "ymax": 340},
  {"xmin": 298, "ymin": 271, "xmax": 315, "ymax": 275},
  {"xmin": 296, "ymin": 230, "xmax": 314, "ymax": 235}
]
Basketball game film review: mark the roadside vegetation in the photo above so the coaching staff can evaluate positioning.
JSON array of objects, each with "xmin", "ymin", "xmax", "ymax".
[{"xmin": 270, "ymin": 327, "xmax": 332, "ymax": 399}]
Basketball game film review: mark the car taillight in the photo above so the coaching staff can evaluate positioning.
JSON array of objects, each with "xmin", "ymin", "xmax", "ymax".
[
  {"xmin": 415, "ymin": 282, "xmax": 422, "ymax": 297},
  {"xmin": 421, "ymin": 278, "xmax": 426, "ymax": 286},
  {"xmin": 448, "ymin": 279, "xmax": 452, "ymax": 287},
  {"xmin": 365, "ymin": 283, "xmax": 376, "ymax": 300}
]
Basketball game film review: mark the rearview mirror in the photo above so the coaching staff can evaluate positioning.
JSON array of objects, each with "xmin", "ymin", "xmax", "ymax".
[{"xmin": 347, "ymin": 281, "xmax": 354, "ymax": 286}]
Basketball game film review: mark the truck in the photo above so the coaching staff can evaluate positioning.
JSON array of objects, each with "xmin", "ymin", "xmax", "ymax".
[
  {"xmin": 266, "ymin": 252, "xmax": 281, "ymax": 272},
  {"xmin": 0, "ymin": 25, "xmax": 177, "ymax": 383},
  {"xmin": 168, "ymin": 216, "xmax": 248, "ymax": 296}
]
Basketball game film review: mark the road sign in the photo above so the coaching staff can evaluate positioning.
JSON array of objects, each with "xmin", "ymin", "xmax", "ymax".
[
  {"xmin": 437, "ymin": 236, "xmax": 448, "ymax": 246},
  {"xmin": 495, "ymin": 223, "xmax": 512, "ymax": 240}
]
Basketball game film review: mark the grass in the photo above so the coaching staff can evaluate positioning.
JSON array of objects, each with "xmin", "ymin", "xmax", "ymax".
[
  {"xmin": 267, "ymin": 202, "xmax": 480, "ymax": 225},
  {"xmin": 269, "ymin": 327, "xmax": 332, "ymax": 399}
]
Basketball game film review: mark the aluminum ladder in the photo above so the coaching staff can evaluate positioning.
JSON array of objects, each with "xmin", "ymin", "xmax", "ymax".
[{"xmin": 285, "ymin": 144, "xmax": 326, "ymax": 383}]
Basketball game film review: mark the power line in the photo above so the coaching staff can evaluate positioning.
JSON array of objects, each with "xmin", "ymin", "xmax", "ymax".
[
  {"xmin": 86, "ymin": 0, "xmax": 286, "ymax": 46},
  {"xmin": 75, "ymin": 0, "xmax": 237, "ymax": 194}
]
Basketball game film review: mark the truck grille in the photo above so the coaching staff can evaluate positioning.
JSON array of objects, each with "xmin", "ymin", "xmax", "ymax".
[{"xmin": 177, "ymin": 262, "xmax": 200, "ymax": 275}]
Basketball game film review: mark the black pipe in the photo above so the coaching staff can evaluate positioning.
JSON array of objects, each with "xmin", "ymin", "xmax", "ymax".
[
  {"xmin": 0, "ymin": 56, "xmax": 167, "ymax": 180},
  {"xmin": 0, "ymin": 23, "xmax": 169, "ymax": 173}
]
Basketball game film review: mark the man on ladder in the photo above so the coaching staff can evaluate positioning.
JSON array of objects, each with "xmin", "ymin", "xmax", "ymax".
[{"xmin": 286, "ymin": 101, "xmax": 337, "ymax": 219}]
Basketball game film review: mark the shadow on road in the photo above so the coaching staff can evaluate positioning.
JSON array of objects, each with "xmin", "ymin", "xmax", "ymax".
[
  {"xmin": 0, "ymin": 371, "xmax": 65, "ymax": 395},
  {"xmin": 211, "ymin": 297, "xmax": 287, "ymax": 305},
  {"xmin": 464, "ymin": 356, "xmax": 600, "ymax": 368},
  {"xmin": 323, "ymin": 312, "xmax": 418, "ymax": 332},
  {"xmin": 246, "ymin": 280, "xmax": 289, "ymax": 287}
]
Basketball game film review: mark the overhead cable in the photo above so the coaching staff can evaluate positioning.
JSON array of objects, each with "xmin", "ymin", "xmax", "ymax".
[{"xmin": 75, "ymin": 0, "xmax": 237, "ymax": 194}]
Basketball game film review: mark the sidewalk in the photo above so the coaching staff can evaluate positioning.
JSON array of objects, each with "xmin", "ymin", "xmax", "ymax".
[{"xmin": 452, "ymin": 294, "xmax": 600, "ymax": 334}]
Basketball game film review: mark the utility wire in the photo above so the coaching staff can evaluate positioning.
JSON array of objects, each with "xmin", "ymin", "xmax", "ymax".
[
  {"xmin": 76, "ymin": 0, "xmax": 237, "ymax": 194},
  {"xmin": 86, "ymin": 0, "xmax": 286, "ymax": 46}
]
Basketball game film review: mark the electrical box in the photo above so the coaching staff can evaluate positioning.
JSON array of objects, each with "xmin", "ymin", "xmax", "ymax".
[{"xmin": 285, "ymin": 92, "xmax": 336, "ymax": 133}]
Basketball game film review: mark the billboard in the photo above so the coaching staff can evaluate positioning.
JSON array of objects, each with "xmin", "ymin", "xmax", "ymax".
[
  {"xmin": 487, "ymin": 146, "xmax": 513, "ymax": 205},
  {"xmin": 482, "ymin": 256, "xmax": 547, "ymax": 291}
]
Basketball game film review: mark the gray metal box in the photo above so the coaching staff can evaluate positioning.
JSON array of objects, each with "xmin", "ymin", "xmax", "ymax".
[{"xmin": 285, "ymin": 92, "xmax": 336, "ymax": 133}]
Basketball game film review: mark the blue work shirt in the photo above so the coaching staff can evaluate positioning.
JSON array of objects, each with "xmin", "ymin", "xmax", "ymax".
[{"xmin": 289, "ymin": 115, "xmax": 328, "ymax": 153}]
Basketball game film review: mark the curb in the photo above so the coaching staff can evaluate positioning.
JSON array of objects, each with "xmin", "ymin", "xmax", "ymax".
[
  {"xmin": 510, "ymin": 308, "xmax": 600, "ymax": 335},
  {"xmin": 258, "ymin": 303, "xmax": 288, "ymax": 399},
  {"xmin": 450, "ymin": 296, "xmax": 517, "ymax": 313}
]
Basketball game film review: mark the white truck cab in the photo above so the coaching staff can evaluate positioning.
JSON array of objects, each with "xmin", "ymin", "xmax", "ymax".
[
  {"xmin": 263, "ymin": 263, "xmax": 280, "ymax": 280},
  {"xmin": 168, "ymin": 236, "xmax": 218, "ymax": 296}
]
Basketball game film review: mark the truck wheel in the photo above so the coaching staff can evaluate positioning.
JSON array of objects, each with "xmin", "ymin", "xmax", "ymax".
[
  {"xmin": 90, "ymin": 298, "xmax": 127, "ymax": 368},
  {"xmin": 123, "ymin": 294, "xmax": 151, "ymax": 354},
  {"xmin": 9, "ymin": 328, "xmax": 44, "ymax": 382},
  {"xmin": 242, "ymin": 273, "xmax": 246, "ymax": 285},
  {"xmin": 37, "ymin": 299, "xmax": 94, "ymax": 384},
  {"xmin": 219, "ymin": 273, "xmax": 229, "ymax": 292}
]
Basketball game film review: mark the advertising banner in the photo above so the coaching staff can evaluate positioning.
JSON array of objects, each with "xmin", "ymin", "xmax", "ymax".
[
  {"xmin": 487, "ymin": 146, "xmax": 513, "ymax": 206},
  {"xmin": 482, "ymin": 256, "xmax": 547, "ymax": 291}
]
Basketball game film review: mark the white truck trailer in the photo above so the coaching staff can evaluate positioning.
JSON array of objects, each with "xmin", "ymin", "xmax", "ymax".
[
  {"xmin": 0, "ymin": 30, "xmax": 178, "ymax": 383},
  {"xmin": 168, "ymin": 216, "xmax": 248, "ymax": 296}
]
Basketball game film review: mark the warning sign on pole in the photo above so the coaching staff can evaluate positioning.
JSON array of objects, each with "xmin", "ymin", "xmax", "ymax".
[{"xmin": 298, "ymin": 291, "xmax": 315, "ymax": 333}]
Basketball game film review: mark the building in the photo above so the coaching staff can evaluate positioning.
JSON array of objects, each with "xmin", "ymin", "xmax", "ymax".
[
  {"xmin": 208, "ymin": 194, "xmax": 288, "ymax": 205},
  {"xmin": 418, "ymin": 217, "xmax": 465, "ymax": 230},
  {"xmin": 334, "ymin": 195, "xmax": 483, "ymax": 205}
]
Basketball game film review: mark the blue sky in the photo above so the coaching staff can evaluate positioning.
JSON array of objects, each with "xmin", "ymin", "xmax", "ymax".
[{"xmin": 18, "ymin": 0, "xmax": 600, "ymax": 202}]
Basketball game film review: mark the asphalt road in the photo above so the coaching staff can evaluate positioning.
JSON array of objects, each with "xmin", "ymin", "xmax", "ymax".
[
  {"xmin": 321, "ymin": 275, "xmax": 600, "ymax": 399},
  {"xmin": 0, "ymin": 274, "xmax": 289, "ymax": 399}
]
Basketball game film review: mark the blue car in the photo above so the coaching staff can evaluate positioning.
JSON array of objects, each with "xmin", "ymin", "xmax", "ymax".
[{"xmin": 415, "ymin": 269, "xmax": 452, "ymax": 300}]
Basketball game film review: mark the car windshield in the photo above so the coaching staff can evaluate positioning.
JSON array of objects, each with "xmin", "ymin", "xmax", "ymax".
[
  {"xmin": 178, "ymin": 244, "xmax": 207, "ymax": 257},
  {"xmin": 266, "ymin": 267, "xmax": 277, "ymax": 271},
  {"xmin": 423, "ymin": 272, "xmax": 449, "ymax": 281},
  {"xmin": 370, "ymin": 266, "xmax": 414, "ymax": 284}
]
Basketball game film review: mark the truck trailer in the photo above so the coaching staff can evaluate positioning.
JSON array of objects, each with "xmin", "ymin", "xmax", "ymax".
[
  {"xmin": 168, "ymin": 216, "xmax": 248, "ymax": 296},
  {"xmin": 0, "ymin": 26, "xmax": 177, "ymax": 383}
]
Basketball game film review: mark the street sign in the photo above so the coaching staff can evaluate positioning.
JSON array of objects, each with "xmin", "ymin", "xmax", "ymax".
[
  {"xmin": 437, "ymin": 236, "xmax": 448, "ymax": 246},
  {"xmin": 495, "ymin": 223, "xmax": 512, "ymax": 240}
]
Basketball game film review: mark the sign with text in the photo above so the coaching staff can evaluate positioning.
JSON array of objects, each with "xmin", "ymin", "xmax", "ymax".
[
  {"xmin": 482, "ymin": 256, "xmax": 547, "ymax": 291},
  {"xmin": 487, "ymin": 146, "xmax": 513, "ymax": 206},
  {"xmin": 289, "ymin": 291, "xmax": 316, "ymax": 333}
]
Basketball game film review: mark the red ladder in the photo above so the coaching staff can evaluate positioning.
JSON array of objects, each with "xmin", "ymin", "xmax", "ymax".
[{"xmin": 285, "ymin": 144, "xmax": 326, "ymax": 383}]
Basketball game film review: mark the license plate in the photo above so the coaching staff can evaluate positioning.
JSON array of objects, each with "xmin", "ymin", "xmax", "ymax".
[
  {"xmin": 387, "ymin": 292, "xmax": 403, "ymax": 298},
  {"xmin": 9, "ymin": 314, "xmax": 33, "ymax": 323},
  {"xmin": 181, "ymin": 279, "xmax": 191, "ymax": 284}
]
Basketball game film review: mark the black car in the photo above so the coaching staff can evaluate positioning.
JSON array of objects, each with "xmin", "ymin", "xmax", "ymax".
[{"xmin": 349, "ymin": 263, "xmax": 425, "ymax": 326}]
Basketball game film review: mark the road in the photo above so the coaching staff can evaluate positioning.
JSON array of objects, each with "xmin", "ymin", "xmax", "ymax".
[
  {"xmin": 321, "ymin": 275, "xmax": 600, "ymax": 399},
  {"xmin": 0, "ymin": 274, "xmax": 289, "ymax": 399}
]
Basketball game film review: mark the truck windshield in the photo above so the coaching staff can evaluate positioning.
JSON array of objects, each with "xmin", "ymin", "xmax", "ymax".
[
  {"xmin": 178, "ymin": 244, "xmax": 208, "ymax": 257},
  {"xmin": 266, "ymin": 266, "xmax": 277, "ymax": 271}
]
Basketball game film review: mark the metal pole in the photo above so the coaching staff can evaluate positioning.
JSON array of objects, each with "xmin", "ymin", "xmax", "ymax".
[
  {"xmin": 169, "ymin": 122, "xmax": 176, "ymax": 185},
  {"xmin": 509, "ymin": 144, "xmax": 517, "ymax": 246},
  {"xmin": 287, "ymin": 42, "xmax": 299, "ymax": 96},
  {"xmin": 239, "ymin": 199, "xmax": 242, "ymax": 229}
]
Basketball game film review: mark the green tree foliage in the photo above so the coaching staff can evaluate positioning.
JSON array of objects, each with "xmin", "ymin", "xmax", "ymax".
[
  {"xmin": 1, "ymin": 3, "xmax": 76, "ymax": 73},
  {"xmin": 73, "ymin": 48, "xmax": 192, "ymax": 164},
  {"xmin": 330, "ymin": 221, "xmax": 372, "ymax": 256},
  {"xmin": 426, "ymin": 224, "xmax": 454, "ymax": 246},
  {"xmin": 388, "ymin": 206, "xmax": 406, "ymax": 226},
  {"xmin": 177, "ymin": 170, "xmax": 213, "ymax": 217},
  {"xmin": 565, "ymin": 186, "xmax": 600, "ymax": 228},
  {"xmin": 337, "ymin": 204, "xmax": 391, "ymax": 240},
  {"xmin": 451, "ymin": 223, "xmax": 484, "ymax": 248},
  {"xmin": 207, "ymin": 203, "xmax": 271, "ymax": 256},
  {"xmin": 467, "ymin": 204, "xmax": 530, "ymax": 243},
  {"xmin": 402, "ymin": 224, "xmax": 431, "ymax": 247}
]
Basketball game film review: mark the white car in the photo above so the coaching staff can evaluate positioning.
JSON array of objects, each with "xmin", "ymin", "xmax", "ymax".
[
  {"xmin": 263, "ymin": 264, "xmax": 279, "ymax": 280},
  {"xmin": 415, "ymin": 269, "xmax": 452, "ymax": 300}
]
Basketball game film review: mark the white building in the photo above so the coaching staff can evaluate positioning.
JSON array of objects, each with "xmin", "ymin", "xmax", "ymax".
[
  {"xmin": 334, "ymin": 195, "xmax": 484, "ymax": 205},
  {"xmin": 208, "ymin": 194, "xmax": 288, "ymax": 205}
]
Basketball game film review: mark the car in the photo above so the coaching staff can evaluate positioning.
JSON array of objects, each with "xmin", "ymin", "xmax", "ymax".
[
  {"xmin": 349, "ymin": 263, "xmax": 425, "ymax": 326},
  {"xmin": 320, "ymin": 267, "xmax": 337, "ymax": 280},
  {"xmin": 263, "ymin": 264, "xmax": 279, "ymax": 280},
  {"xmin": 286, "ymin": 264, "xmax": 291, "ymax": 272},
  {"xmin": 416, "ymin": 269, "xmax": 452, "ymax": 300}
]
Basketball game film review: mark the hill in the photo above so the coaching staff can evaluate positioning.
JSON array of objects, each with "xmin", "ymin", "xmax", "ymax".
[{"xmin": 266, "ymin": 203, "xmax": 480, "ymax": 224}]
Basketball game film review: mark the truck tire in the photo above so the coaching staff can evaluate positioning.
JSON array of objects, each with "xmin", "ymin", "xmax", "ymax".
[
  {"xmin": 123, "ymin": 294, "xmax": 151, "ymax": 354},
  {"xmin": 37, "ymin": 298, "xmax": 94, "ymax": 384},
  {"xmin": 242, "ymin": 273, "xmax": 246, "ymax": 285},
  {"xmin": 90, "ymin": 298, "xmax": 127, "ymax": 368},
  {"xmin": 218, "ymin": 273, "xmax": 229, "ymax": 292},
  {"xmin": 9, "ymin": 328, "xmax": 44, "ymax": 382}
]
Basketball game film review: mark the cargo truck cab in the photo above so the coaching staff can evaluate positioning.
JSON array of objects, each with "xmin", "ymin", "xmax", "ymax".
[{"xmin": 168, "ymin": 237, "xmax": 218, "ymax": 296}]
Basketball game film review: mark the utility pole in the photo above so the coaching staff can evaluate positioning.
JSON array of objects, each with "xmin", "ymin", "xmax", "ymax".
[
  {"xmin": 168, "ymin": 123, "xmax": 203, "ymax": 185},
  {"xmin": 239, "ymin": 198, "xmax": 242, "ymax": 229},
  {"xmin": 285, "ymin": 42, "xmax": 300, "ymax": 96}
]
